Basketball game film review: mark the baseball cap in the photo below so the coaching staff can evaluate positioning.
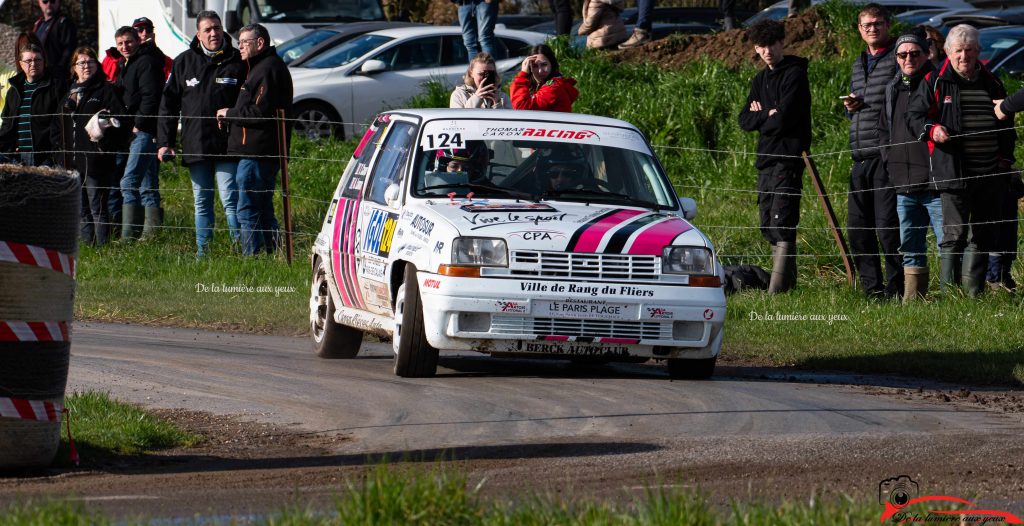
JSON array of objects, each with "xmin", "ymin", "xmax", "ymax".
[{"xmin": 132, "ymin": 17, "xmax": 154, "ymax": 30}]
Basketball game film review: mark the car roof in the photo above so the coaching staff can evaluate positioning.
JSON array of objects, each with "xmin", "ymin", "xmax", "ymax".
[
  {"xmin": 385, "ymin": 108, "xmax": 644, "ymax": 133},
  {"xmin": 766, "ymin": 0, "xmax": 973, "ymax": 7},
  {"xmin": 365, "ymin": 25, "xmax": 549, "ymax": 41}
]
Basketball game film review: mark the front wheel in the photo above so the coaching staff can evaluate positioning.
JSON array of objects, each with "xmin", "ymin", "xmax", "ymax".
[
  {"xmin": 294, "ymin": 101, "xmax": 343, "ymax": 140},
  {"xmin": 311, "ymin": 258, "xmax": 363, "ymax": 358},
  {"xmin": 666, "ymin": 356, "xmax": 716, "ymax": 380},
  {"xmin": 393, "ymin": 265, "xmax": 438, "ymax": 377}
]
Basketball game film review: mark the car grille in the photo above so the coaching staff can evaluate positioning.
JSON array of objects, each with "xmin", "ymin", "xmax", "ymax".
[
  {"xmin": 510, "ymin": 251, "xmax": 660, "ymax": 280},
  {"xmin": 491, "ymin": 316, "xmax": 673, "ymax": 340}
]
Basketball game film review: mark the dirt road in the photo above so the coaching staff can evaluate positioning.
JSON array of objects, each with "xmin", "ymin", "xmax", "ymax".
[{"xmin": 2, "ymin": 322, "xmax": 1023, "ymax": 520}]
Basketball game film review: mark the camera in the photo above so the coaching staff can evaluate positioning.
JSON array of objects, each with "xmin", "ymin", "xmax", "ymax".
[{"xmin": 878, "ymin": 475, "xmax": 918, "ymax": 507}]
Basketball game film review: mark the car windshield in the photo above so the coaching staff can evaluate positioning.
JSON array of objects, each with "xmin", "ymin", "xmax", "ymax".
[
  {"xmin": 411, "ymin": 120, "xmax": 677, "ymax": 209},
  {"xmin": 255, "ymin": 0, "xmax": 384, "ymax": 22},
  {"xmin": 278, "ymin": 28, "xmax": 339, "ymax": 64},
  {"xmin": 301, "ymin": 34, "xmax": 393, "ymax": 69}
]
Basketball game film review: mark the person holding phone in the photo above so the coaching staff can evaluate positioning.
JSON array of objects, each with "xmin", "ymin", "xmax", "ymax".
[
  {"xmin": 450, "ymin": 52, "xmax": 509, "ymax": 109},
  {"xmin": 510, "ymin": 44, "xmax": 577, "ymax": 112}
]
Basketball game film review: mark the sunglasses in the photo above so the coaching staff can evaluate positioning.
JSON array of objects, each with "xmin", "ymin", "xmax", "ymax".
[{"xmin": 896, "ymin": 50, "xmax": 922, "ymax": 60}]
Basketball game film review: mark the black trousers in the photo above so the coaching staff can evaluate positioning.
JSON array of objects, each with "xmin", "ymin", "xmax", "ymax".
[
  {"xmin": 939, "ymin": 172, "xmax": 1010, "ymax": 254},
  {"xmin": 81, "ymin": 172, "xmax": 111, "ymax": 246},
  {"xmin": 549, "ymin": 0, "xmax": 573, "ymax": 35},
  {"xmin": 847, "ymin": 156, "xmax": 902, "ymax": 295},
  {"xmin": 757, "ymin": 163, "xmax": 803, "ymax": 244}
]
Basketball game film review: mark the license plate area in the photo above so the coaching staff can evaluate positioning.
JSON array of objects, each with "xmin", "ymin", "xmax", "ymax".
[{"xmin": 533, "ymin": 300, "xmax": 638, "ymax": 321}]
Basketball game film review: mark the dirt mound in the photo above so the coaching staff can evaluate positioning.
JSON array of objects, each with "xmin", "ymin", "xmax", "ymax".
[{"xmin": 611, "ymin": 8, "xmax": 834, "ymax": 70}]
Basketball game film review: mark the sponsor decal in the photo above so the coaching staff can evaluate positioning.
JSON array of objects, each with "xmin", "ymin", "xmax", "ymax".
[
  {"xmin": 359, "ymin": 259, "xmax": 387, "ymax": 281},
  {"xmin": 943, "ymin": 95, "xmax": 953, "ymax": 104},
  {"xmin": 397, "ymin": 244, "xmax": 422, "ymax": 257},
  {"xmin": 362, "ymin": 209, "xmax": 398, "ymax": 257},
  {"xmin": 423, "ymin": 278, "xmax": 441, "ymax": 289},
  {"xmin": 186, "ymin": 77, "xmax": 199, "ymax": 87},
  {"xmin": 410, "ymin": 214, "xmax": 435, "ymax": 237},
  {"xmin": 215, "ymin": 77, "xmax": 238, "ymax": 85},
  {"xmin": 521, "ymin": 128, "xmax": 600, "ymax": 140},
  {"xmin": 338, "ymin": 311, "xmax": 385, "ymax": 332},
  {"xmin": 703, "ymin": 308, "xmax": 714, "ymax": 320},
  {"xmin": 878, "ymin": 475, "xmax": 1023, "ymax": 524},
  {"xmin": 421, "ymin": 131, "xmax": 464, "ymax": 150},
  {"xmin": 646, "ymin": 307, "xmax": 674, "ymax": 320},
  {"xmin": 354, "ymin": 163, "xmax": 370, "ymax": 176},
  {"xmin": 508, "ymin": 230, "xmax": 566, "ymax": 241},
  {"xmin": 514, "ymin": 340, "xmax": 630, "ymax": 357},
  {"xmin": 433, "ymin": 241, "xmax": 445, "ymax": 254},
  {"xmin": 326, "ymin": 199, "xmax": 338, "ymax": 224},
  {"xmin": 361, "ymin": 280, "xmax": 390, "ymax": 308},
  {"xmin": 520, "ymin": 281, "xmax": 654, "ymax": 297},
  {"xmin": 461, "ymin": 203, "xmax": 557, "ymax": 213},
  {"xmin": 496, "ymin": 300, "xmax": 528, "ymax": 314},
  {"xmin": 465, "ymin": 212, "xmax": 569, "ymax": 230}
]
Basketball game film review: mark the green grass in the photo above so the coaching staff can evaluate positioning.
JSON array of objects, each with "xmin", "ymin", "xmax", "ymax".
[
  {"xmin": 60, "ymin": 391, "xmax": 199, "ymax": 459},
  {"xmin": 74, "ymin": 1, "xmax": 1024, "ymax": 386}
]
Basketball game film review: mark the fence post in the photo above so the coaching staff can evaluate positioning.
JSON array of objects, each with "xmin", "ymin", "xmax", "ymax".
[
  {"xmin": 277, "ymin": 109, "xmax": 294, "ymax": 265},
  {"xmin": 802, "ymin": 151, "xmax": 855, "ymax": 286}
]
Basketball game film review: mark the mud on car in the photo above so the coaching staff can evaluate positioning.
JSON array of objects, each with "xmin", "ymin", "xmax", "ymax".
[{"xmin": 310, "ymin": 109, "xmax": 726, "ymax": 378}]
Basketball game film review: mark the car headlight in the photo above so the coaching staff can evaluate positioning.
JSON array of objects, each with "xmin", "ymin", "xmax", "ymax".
[
  {"xmin": 662, "ymin": 246, "xmax": 715, "ymax": 275},
  {"xmin": 452, "ymin": 237, "xmax": 508, "ymax": 267}
]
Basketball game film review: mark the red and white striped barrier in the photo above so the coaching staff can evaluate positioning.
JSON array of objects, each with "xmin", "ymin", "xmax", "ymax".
[
  {"xmin": 0, "ymin": 240, "xmax": 75, "ymax": 278},
  {"xmin": 0, "ymin": 321, "xmax": 71, "ymax": 342},
  {"xmin": 0, "ymin": 397, "xmax": 63, "ymax": 422}
]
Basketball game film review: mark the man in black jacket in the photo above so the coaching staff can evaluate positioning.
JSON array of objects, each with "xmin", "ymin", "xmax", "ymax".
[
  {"xmin": 32, "ymin": 0, "xmax": 77, "ymax": 80},
  {"xmin": 843, "ymin": 3, "xmax": 901, "ymax": 299},
  {"xmin": 115, "ymin": 26, "xmax": 166, "ymax": 240},
  {"xmin": 738, "ymin": 20, "xmax": 812, "ymax": 293},
  {"xmin": 217, "ymin": 23, "xmax": 293, "ymax": 256},
  {"xmin": 158, "ymin": 11, "xmax": 246, "ymax": 258},
  {"xmin": 907, "ymin": 24, "xmax": 1016, "ymax": 296},
  {"xmin": 0, "ymin": 43, "xmax": 64, "ymax": 166},
  {"xmin": 882, "ymin": 30, "xmax": 938, "ymax": 301}
]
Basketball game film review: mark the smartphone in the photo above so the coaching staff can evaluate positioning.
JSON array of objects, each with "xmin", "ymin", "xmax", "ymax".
[
  {"xmin": 839, "ymin": 95, "xmax": 851, "ymax": 100},
  {"xmin": 482, "ymin": 70, "xmax": 498, "ymax": 88}
]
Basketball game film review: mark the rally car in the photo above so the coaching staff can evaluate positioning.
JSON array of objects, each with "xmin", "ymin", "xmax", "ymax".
[{"xmin": 310, "ymin": 109, "xmax": 726, "ymax": 378}]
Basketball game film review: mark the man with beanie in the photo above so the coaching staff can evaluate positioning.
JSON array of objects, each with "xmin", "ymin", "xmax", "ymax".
[
  {"xmin": 844, "ymin": 3, "xmax": 902, "ymax": 299},
  {"xmin": 882, "ymin": 30, "xmax": 939, "ymax": 301},
  {"xmin": 738, "ymin": 20, "xmax": 812, "ymax": 293}
]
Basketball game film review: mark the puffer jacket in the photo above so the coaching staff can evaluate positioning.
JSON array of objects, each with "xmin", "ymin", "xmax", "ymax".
[
  {"xmin": 578, "ymin": 0, "xmax": 627, "ymax": 49},
  {"xmin": 848, "ymin": 44, "xmax": 897, "ymax": 161},
  {"xmin": 510, "ymin": 73, "xmax": 578, "ymax": 112}
]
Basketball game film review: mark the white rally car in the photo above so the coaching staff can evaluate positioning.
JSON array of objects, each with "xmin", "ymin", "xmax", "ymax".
[{"xmin": 310, "ymin": 109, "xmax": 726, "ymax": 378}]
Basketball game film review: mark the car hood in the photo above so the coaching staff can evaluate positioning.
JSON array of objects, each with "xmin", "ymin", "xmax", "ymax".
[{"xmin": 414, "ymin": 199, "xmax": 706, "ymax": 255}]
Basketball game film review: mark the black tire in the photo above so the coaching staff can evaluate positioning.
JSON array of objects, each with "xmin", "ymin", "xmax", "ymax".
[
  {"xmin": 311, "ymin": 258, "xmax": 363, "ymax": 358},
  {"xmin": 393, "ymin": 265, "xmax": 438, "ymax": 377},
  {"xmin": 294, "ymin": 101, "xmax": 343, "ymax": 140},
  {"xmin": 666, "ymin": 356, "xmax": 717, "ymax": 380}
]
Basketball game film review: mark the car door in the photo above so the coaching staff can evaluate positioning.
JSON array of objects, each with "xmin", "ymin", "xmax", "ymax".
[{"xmin": 355, "ymin": 119, "xmax": 418, "ymax": 315}]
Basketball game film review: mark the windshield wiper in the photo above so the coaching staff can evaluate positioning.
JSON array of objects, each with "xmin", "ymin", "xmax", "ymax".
[
  {"xmin": 420, "ymin": 183, "xmax": 537, "ymax": 201},
  {"xmin": 541, "ymin": 188, "xmax": 661, "ymax": 209}
]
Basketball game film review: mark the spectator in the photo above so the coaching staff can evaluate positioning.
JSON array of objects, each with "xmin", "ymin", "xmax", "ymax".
[
  {"xmin": 738, "ymin": 20, "xmax": 811, "ymax": 294},
  {"xmin": 907, "ymin": 24, "xmax": 1016, "ymax": 296},
  {"xmin": 454, "ymin": 0, "xmax": 498, "ymax": 59},
  {"xmin": 882, "ymin": 30, "xmax": 939, "ymax": 301},
  {"xmin": 31, "ymin": 0, "xmax": 77, "ymax": 80},
  {"xmin": 216, "ymin": 23, "xmax": 293, "ymax": 256},
  {"xmin": 843, "ymin": 3, "xmax": 901, "ymax": 299},
  {"xmin": 920, "ymin": 25, "xmax": 946, "ymax": 68},
  {"xmin": 13, "ymin": 33, "xmax": 44, "ymax": 75},
  {"xmin": 550, "ymin": 0, "xmax": 574, "ymax": 36},
  {"xmin": 788, "ymin": 0, "xmax": 809, "ymax": 17},
  {"xmin": 131, "ymin": 17, "xmax": 173, "ymax": 80},
  {"xmin": 450, "ymin": 52, "xmax": 510, "ymax": 109},
  {"xmin": 54, "ymin": 47, "xmax": 128, "ymax": 246},
  {"xmin": 990, "ymin": 74, "xmax": 1024, "ymax": 292},
  {"xmin": 721, "ymin": 0, "xmax": 735, "ymax": 30},
  {"xmin": 619, "ymin": 0, "xmax": 651, "ymax": 49},
  {"xmin": 114, "ymin": 26, "xmax": 165, "ymax": 240},
  {"xmin": 578, "ymin": 0, "xmax": 627, "ymax": 49},
  {"xmin": 510, "ymin": 44, "xmax": 577, "ymax": 112},
  {"xmin": 158, "ymin": 11, "xmax": 246, "ymax": 258},
  {"xmin": 0, "ymin": 43, "xmax": 64, "ymax": 166},
  {"xmin": 101, "ymin": 45, "xmax": 120, "ymax": 80}
]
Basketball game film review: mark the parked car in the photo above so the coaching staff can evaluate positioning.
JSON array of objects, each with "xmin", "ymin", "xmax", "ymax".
[
  {"xmin": 310, "ymin": 109, "xmax": 727, "ymax": 379},
  {"xmin": 289, "ymin": 26, "xmax": 548, "ymax": 140},
  {"xmin": 277, "ymin": 21, "xmax": 422, "ymax": 65},
  {"xmin": 981, "ymin": 25, "xmax": 1024, "ymax": 77},
  {"xmin": 745, "ymin": 0, "xmax": 975, "ymax": 25}
]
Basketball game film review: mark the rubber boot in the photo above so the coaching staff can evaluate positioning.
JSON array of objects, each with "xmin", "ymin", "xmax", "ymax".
[
  {"xmin": 121, "ymin": 204, "xmax": 144, "ymax": 241},
  {"xmin": 141, "ymin": 207, "xmax": 163, "ymax": 239},
  {"xmin": 939, "ymin": 249, "xmax": 961, "ymax": 292},
  {"xmin": 962, "ymin": 246, "xmax": 986, "ymax": 297},
  {"xmin": 768, "ymin": 241, "xmax": 797, "ymax": 294},
  {"xmin": 902, "ymin": 266, "xmax": 928, "ymax": 302}
]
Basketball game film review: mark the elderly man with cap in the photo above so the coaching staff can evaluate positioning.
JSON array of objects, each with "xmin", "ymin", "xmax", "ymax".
[
  {"xmin": 907, "ymin": 24, "xmax": 1016, "ymax": 296},
  {"xmin": 882, "ymin": 29, "xmax": 938, "ymax": 301}
]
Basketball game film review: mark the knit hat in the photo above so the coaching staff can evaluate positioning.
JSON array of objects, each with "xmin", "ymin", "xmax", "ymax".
[{"xmin": 894, "ymin": 29, "xmax": 927, "ymax": 53}]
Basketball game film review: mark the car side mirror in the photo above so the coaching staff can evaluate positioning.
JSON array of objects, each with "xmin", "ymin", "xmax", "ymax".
[
  {"xmin": 679, "ymin": 197, "xmax": 697, "ymax": 220},
  {"xmin": 360, "ymin": 60, "xmax": 387, "ymax": 75},
  {"xmin": 384, "ymin": 183, "xmax": 402, "ymax": 208}
]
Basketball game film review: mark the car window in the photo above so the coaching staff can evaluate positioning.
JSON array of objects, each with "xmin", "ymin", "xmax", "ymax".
[
  {"xmin": 367, "ymin": 121, "xmax": 417, "ymax": 205},
  {"xmin": 302, "ymin": 34, "xmax": 393, "ymax": 69},
  {"xmin": 997, "ymin": 49, "xmax": 1024, "ymax": 76},
  {"xmin": 500, "ymin": 38, "xmax": 531, "ymax": 59},
  {"xmin": 442, "ymin": 36, "xmax": 470, "ymax": 66},
  {"xmin": 371, "ymin": 37, "xmax": 443, "ymax": 72},
  {"xmin": 278, "ymin": 28, "xmax": 339, "ymax": 64},
  {"xmin": 340, "ymin": 119, "xmax": 388, "ymax": 199}
]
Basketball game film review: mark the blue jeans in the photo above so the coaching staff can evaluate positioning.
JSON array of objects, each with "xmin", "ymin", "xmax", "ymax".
[
  {"xmin": 458, "ymin": 0, "xmax": 498, "ymax": 58},
  {"xmin": 121, "ymin": 130, "xmax": 161, "ymax": 208},
  {"xmin": 236, "ymin": 158, "xmax": 279, "ymax": 256},
  {"xmin": 636, "ymin": 0, "xmax": 653, "ymax": 30},
  {"xmin": 189, "ymin": 160, "xmax": 240, "ymax": 256},
  {"xmin": 897, "ymin": 191, "xmax": 943, "ymax": 268}
]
